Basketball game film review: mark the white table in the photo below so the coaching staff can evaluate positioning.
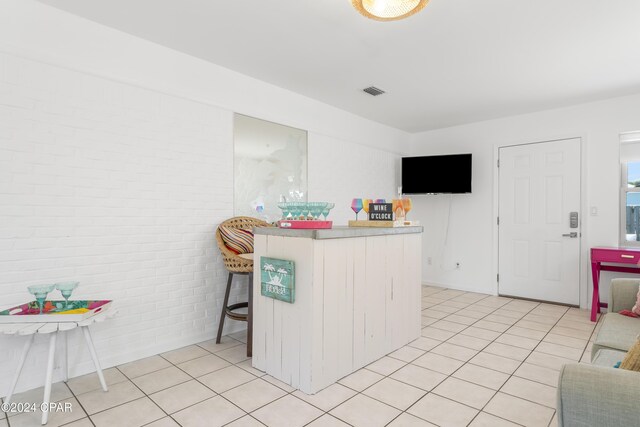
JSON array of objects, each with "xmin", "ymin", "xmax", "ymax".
[{"xmin": 1, "ymin": 307, "xmax": 116, "ymax": 425}]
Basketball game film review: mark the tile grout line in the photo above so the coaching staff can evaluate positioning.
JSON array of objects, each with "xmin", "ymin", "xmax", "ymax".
[
  {"xmin": 403, "ymin": 290, "xmax": 539, "ymax": 426},
  {"xmin": 465, "ymin": 302, "xmax": 590, "ymax": 426},
  {"xmin": 417, "ymin": 288, "xmax": 595, "ymax": 425},
  {"xmin": 9, "ymin": 287, "xmax": 597, "ymax": 427},
  {"xmin": 59, "ymin": 379, "xmax": 96, "ymax": 427}
]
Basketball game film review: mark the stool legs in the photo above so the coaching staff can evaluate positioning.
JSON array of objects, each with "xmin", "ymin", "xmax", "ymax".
[
  {"xmin": 5, "ymin": 334, "xmax": 35, "ymax": 405},
  {"xmin": 41, "ymin": 331, "xmax": 57, "ymax": 425},
  {"xmin": 216, "ymin": 272, "xmax": 234, "ymax": 343},
  {"xmin": 81, "ymin": 326, "xmax": 108, "ymax": 392},
  {"xmin": 247, "ymin": 272, "xmax": 253, "ymax": 357}
]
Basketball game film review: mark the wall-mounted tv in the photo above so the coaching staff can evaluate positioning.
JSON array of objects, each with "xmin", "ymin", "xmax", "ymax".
[{"xmin": 402, "ymin": 153, "xmax": 472, "ymax": 194}]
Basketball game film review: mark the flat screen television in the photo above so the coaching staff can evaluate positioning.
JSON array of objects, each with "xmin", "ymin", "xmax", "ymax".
[{"xmin": 402, "ymin": 154, "xmax": 472, "ymax": 194}]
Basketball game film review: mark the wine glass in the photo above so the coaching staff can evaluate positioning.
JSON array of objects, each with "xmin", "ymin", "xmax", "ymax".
[
  {"xmin": 308, "ymin": 202, "xmax": 328, "ymax": 220},
  {"xmin": 299, "ymin": 202, "xmax": 311, "ymax": 220},
  {"xmin": 392, "ymin": 199, "xmax": 404, "ymax": 220},
  {"xmin": 321, "ymin": 203, "xmax": 335, "ymax": 220},
  {"xmin": 27, "ymin": 284, "xmax": 55, "ymax": 314},
  {"xmin": 362, "ymin": 199, "xmax": 373, "ymax": 217},
  {"xmin": 277, "ymin": 203, "xmax": 290, "ymax": 220},
  {"xmin": 351, "ymin": 198, "xmax": 363, "ymax": 220},
  {"xmin": 55, "ymin": 281, "xmax": 79, "ymax": 310},
  {"xmin": 402, "ymin": 198, "xmax": 413, "ymax": 220},
  {"xmin": 290, "ymin": 202, "xmax": 303, "ymax": 220}
]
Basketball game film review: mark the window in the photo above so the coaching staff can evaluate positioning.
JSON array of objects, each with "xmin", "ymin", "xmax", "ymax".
[{"xmin": 620, "ymin": 132, "xmax": 640, "ymax": 246}]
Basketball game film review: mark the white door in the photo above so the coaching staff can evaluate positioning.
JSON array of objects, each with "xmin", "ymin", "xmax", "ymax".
[{"xmin": 498, "ymin": 138, "xmax": 581, "ymax": 305}]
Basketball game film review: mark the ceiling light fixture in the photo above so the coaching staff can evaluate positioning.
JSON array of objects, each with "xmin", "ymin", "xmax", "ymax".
[{"xmin": 351, "ymin": 0, "xmax": 429, "ymax": 22}]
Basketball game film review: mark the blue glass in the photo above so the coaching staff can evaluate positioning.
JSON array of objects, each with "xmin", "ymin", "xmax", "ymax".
[
  {"xmin": 290, "ymin": 202, "xmax": 304, "ymax": 220},
  {"xmin": 321, "ymin": 203, "xmax": 335, "ymax": 220},
  {"xmin": 55, "ymin": 281, "xmax": 79, "ymax": 309},
  {"xmin": 307, "ymin": 202, "xmax": 328, "ymax": 220},
  {"xmin": 277, "ymin": 202, "xmax": 291, "ymax": 219},
  {"xmin": 27, "ymin": 284, "xmax": 55, "ymax": 314},
  {"xmin": 299, "ymin": 202, "xmax": 311, "ymax": 220}
]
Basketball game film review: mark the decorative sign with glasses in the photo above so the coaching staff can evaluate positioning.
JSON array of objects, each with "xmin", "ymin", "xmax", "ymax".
[
  {"xmin": 277, "ymin": 201, "xmax": 334, "ymax": 229},
  {"xmin": 0, "ymin": 282, "xmax": 112, "ymax": 323},
  {"xmin": 348, "ymin": 197, "xmax": 418, "ymax": 227}
]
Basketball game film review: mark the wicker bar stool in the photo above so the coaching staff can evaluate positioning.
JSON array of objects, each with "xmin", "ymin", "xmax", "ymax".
[{"xmin": 215, "ymin": 216, "xmax": 271, "ymax": 357}]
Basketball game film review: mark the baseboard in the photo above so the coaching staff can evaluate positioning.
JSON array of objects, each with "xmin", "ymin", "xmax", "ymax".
[
  {"xmin": 421, "ymin": 280, "xmax": 496, "ymax": 295},
  {"xmin": 2, "ymin": 323, "xmax": 247, "ymax": 398}
]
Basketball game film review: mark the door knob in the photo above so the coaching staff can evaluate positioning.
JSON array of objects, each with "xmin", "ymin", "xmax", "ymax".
[{"xmin": 562, "ymin": 232, "xmax": 578, "ymax": 238}]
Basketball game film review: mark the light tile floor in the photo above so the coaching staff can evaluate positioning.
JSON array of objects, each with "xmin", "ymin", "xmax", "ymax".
[{"xmin": 1, "ymin": 285, "xmax": 601, "ymax": 427}]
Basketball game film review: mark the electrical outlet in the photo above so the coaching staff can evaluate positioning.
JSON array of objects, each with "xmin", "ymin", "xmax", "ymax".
[
  {"xmin": 427, "ymin": 257, "xmax": 432, "ymax": 265},
  {"xmin": 455, "ymin": 262, "xmax": 460, "ymax": 269}
]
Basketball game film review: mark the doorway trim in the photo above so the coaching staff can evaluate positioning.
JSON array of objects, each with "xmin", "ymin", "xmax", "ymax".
[{"xmin": 492, "ymin": 134, "xmax": 589, "ymax": 309}]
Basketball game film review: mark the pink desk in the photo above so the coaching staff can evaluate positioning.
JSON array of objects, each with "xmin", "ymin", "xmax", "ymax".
[{"xmin": 591, "ymin": 247, "xmax": 640, "ymax": 321}]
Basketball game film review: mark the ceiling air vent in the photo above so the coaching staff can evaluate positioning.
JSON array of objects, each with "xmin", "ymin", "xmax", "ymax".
[{"xmin": 363, "ymin": 86, "xmax": 385, "ymax": 96}]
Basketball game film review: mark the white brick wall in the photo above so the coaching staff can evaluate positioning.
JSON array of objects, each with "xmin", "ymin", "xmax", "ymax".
[
  {"xmin": 308, "ymin": 133, "xmax": 400, "ymax": 224},
  {"xmin": 0, "ymin": 51, "xmax": 401, "ymax": 396},
  {"xmin": 0, "ymin": 52, "xmax": 248, "ymax": 395}
]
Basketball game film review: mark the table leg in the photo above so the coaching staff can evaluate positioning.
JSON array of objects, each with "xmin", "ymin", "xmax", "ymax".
[
  {"xmin": 41, "ymin": 331, "xmax": 57, "ymax": 425},
  {"xmin": 4, "ymin": 334, "xmax": 34, "ymax": 405},
  {"xmin": 247, "ymin": 272, "xmax": 253, "ymax": 358},
  {"xmin": 81, "ymin": 326, "xmax": 107, "ymax": 392},
  {"xmin": 61, "ymin": 331, "xmax": 68, "ymax": 382},
  {"xmin": 591, "ymin": 261, "xmax": 600, "ymax": 322}
]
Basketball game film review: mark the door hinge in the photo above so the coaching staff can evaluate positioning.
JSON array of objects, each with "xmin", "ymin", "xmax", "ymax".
[
  {"xmin": 497, "ymin": 159, "xmax": 500, "ymax": 168},
  {"xmin": 497, "ymin": 217, "xmax": 500, "ymax": 225},
  {"xmin": 497, "ymin": 274, "xmax": 499, "ymax": 282}
]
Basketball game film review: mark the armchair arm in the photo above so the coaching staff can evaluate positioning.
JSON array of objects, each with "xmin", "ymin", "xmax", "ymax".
[
  {"xmin": 558, "ymin": 363, "xmax": 640, "ymax": 427},
  {"xmin": 609, "ymin": 278, "xmax": 640, "ymax": 313}
]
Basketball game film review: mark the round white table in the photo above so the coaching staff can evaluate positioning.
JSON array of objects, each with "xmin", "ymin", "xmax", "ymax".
[{"xmin": 0, "ymin": 307, "xmax": 117, "ymax": 425}]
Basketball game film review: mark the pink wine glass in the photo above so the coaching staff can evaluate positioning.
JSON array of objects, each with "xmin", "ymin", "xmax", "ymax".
[{"xmin": 351, "ymin": 198, "xmax": 363, "ymax": 220}]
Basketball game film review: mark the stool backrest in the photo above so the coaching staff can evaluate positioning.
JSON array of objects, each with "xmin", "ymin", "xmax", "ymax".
[{"xmin": 215, "ymin": 216, "xmax": 271, "ymax": 273}]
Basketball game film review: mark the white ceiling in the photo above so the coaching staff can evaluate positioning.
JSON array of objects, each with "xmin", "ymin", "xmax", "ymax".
[{"xmin": 37, "ymin": 0, "xmax": 640, "ymax": 132}]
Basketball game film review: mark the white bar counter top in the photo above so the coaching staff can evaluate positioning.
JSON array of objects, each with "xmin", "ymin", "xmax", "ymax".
[
  {"xmin": 252, "ymin": 225, "xmax": 423, "ymax": 394},
  {"xmin": 254, "ymin": 225, "xmax": 423, "ymax": 239}
]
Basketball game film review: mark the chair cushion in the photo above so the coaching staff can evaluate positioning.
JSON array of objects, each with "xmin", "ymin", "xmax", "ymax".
[
  {"xmin": 592, "ymin": 313, "xmax": 640, "ymax": 359},
  {"xmin": 219, "ymin": 226, "xmax": 254, "ymax": 254},
  {"xmin": 238, "ymin": 253, "xmax": 254, "ymax": 261},
  {"xmin": 592, "ymin": 348, "xmax": 628, "ymax": 367}
]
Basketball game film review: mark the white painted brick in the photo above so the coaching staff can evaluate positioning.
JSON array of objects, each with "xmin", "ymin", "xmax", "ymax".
[{"xmin": 0, "ymin": 48, "xmax": 398, "ymax": 396}]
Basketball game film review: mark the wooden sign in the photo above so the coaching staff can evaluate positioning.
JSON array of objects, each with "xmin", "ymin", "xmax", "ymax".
[
  {"xmin": 260, "ymin": 257, "xmax": 295, "ymax": 303},
  {"xmin": 368, "ymin": 203, "xmax": 393, "ymax": 221}
]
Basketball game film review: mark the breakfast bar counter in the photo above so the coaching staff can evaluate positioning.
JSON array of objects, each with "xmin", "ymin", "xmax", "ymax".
[{"xmin": 251, "ymin": 226, "xmax": 423, "ymax": 394}]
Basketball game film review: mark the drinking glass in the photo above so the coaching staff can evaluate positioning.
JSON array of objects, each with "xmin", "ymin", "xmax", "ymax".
[
  {"xmin": 55, "ymin": 281, "xmax": 79, "ymax": 310},
  {"xmin": 299, "ymin": 202, "xmax": 311, "ymax": 220},
  {"xmin": 290, "ymin": 202, "xmax": 303, "ymax": 220},
  {"xmin": 321, "ymin": 203, "xmax": 335, "ymax": 220},
  {"xmin": 362, "ymin": 199, "xmax": 373, "ymax": 216},
  {"xmin": 402, "ymin": 198, "xmax": 413, "ymax": 220},
  {"xmin": 27, "ymin": 284, "xmax": 55, "ymax": 314},
  {"xmin": 308, "ymin": 202, "xmax": 328, "ymax": 220},
  {"xmin": 277, "ymin": 203, "xmax": 291, "ymax": 220},
  {"xmin": 351, "ymin": 198, "xmax": 363, "ymax": 220},
  {"xmin": 392, "ymin": 199, "xmax": 402, "ymax": 219}
]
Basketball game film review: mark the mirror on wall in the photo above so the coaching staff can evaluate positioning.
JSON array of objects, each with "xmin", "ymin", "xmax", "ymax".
[
  {"xmin": 233, "ymin": 114, "xmax": 308, "ymax": 222},
  {"xmin": 620, "ymin": 131, "xmax": 640, "ymax": 245}
]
